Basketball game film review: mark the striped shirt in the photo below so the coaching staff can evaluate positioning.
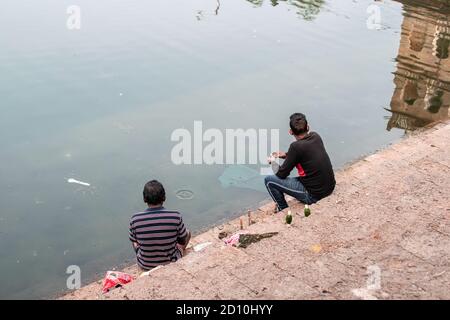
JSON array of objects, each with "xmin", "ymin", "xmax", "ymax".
[{"xmin": 129, "ymin": 207, "xmax": 188, "ymax": 270}]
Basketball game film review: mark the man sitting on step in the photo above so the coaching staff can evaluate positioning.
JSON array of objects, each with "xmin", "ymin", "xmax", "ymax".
[{"xmin": 129, "ymin": 180, "xmax": 191, "ymax": 271}]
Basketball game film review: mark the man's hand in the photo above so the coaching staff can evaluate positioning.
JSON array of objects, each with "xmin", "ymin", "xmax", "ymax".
[
  {"xmin": 272, "ymin": 151, "xmax": 287, "ymax": 159},
  {"xmin": 177, "ymin": 230, "xmax": 192, "ymax": 256}
]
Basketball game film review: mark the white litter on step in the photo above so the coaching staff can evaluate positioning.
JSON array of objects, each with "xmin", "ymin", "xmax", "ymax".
[
  {"xmin": 67, "ymin": 178, "xmax": 91, "ymax": 187},
  {"xmin": 193, "ymin": 242, "xmax": 212, "ymax": 252},
  {"xmin": 139, "ymin": 265, "xmax": 163, "ymax": 277}
]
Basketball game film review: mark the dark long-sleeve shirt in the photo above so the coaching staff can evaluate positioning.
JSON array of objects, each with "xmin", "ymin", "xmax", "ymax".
[{"xmin": 276, "ymin": 132, "xmax": 335, "ymax": 200}]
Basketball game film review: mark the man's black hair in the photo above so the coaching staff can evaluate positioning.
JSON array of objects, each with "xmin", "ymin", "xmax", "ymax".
[
  {"xmin": 143, "ymin": 180, "xmax": 166, "ymax": 205},
  {"xmin": 289, "ymin": 113, "xmax": 308, "ymax": 135}
]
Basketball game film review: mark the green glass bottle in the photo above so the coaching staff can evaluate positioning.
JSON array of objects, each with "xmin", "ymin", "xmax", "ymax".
[
  {"xmin": 304, "ymin": 205, "xmax": 311, "ymax": 217},
  {"xmin": 285, "ymin": 210, "xmax": 293, "ymax": 224}
]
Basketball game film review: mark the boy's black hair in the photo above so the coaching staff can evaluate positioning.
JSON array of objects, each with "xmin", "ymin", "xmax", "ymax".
[
  {"xmin": 289, "ymin": 113, "xmax": 308, "ymax": 135},
  {"xmin": 143, "ymin": 180, "xmax": 166, "ymax": 205}
]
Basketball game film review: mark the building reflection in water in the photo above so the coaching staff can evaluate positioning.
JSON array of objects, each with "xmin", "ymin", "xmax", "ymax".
[{"xmin": 387, "ymin": 0, "xmax": 450, "ymax": 132}]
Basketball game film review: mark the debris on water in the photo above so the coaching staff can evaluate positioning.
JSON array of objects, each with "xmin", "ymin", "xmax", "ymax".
[
  {"xmin": 32, "ymin": 250, "xmax": 37, "ymax": 257},
  {"xmin": 67, "ymin": 178, "xmax": 91, "ymax": 187},
  {"xmin": 63, "ymin": 250, "xmax": 69, "ymax": 256},
  {"xmin": 238, "ymin": 232, "xmax": 279, "ymax": 248}
]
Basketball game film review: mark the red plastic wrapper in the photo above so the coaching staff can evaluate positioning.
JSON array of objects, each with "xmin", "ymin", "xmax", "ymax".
[{"xmin": 102, "ymin": 271, "xmax": 135, "ymax": 293}]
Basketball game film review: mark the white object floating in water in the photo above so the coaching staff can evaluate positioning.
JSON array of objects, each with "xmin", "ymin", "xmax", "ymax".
[
  {"xmin": 67, "ymin": 178, "xmax": 91, "ymax": 187},
  {"xmin": 119, "ymin": 93, "xmax": 123, "ymax": 96},
  {"xmin": 193, "ymin": 242, "xmax": 212, "ymax": 252}
]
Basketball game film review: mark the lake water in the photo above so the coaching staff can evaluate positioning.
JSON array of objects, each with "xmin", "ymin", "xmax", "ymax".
[{"xmin": 0, "ymin": 0, "xmax": 449, "ymax": 299}]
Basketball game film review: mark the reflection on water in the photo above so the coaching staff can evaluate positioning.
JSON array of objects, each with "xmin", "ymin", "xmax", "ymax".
[
  {"xmin": 245, "ymin": 0, "xmax": 325, "ymax": 20},
  {"xmin": 387, "ymin": 0, "xmax": 450, "ymax": 131},
  {"xmin": 199, "ymin": 0, "xmax": 325, "ymax": 20}
]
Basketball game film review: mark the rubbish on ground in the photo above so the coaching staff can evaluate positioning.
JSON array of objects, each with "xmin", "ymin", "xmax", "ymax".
[
  {"xmin": 67, "ymin": 178, "xmax": 91, "ymax": 187},
  {"xmin": 238, "ymin": 233, "xmax": 279, "ymax": 248},
  {"xmin": 223, "ymin": 232, "xmax": 247, "ymax": 246},
  {"xmin": 218, "ymin": 231, "xmax": 229, "ymax": 240},
  {"xmin": 139, "ymin": 266, "xmax": 163, "ymax": 277},
  {"xmin": 304, "ymin": 205, "xmax": 311, "ymax": 217},
  {"xmin": 311, "ymin": 244, "xmax": 322, "ymax": 253},
  {"xmin": 193, "ymin": 242, "xmax": 212, "ymax": 252},
  {"xmin": 286, "ymin": 210, "xmax": 293, "ymax": 224},
  {"xmin": 102, "ymin": 271, "xmax": 135, "ymax": 293},
  {"xmin": 223, "ymin": 231, "xmax": 278, "ymax": 248}
]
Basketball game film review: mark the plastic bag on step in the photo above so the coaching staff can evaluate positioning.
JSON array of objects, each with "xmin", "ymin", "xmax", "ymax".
[{"xmin": 102, "ymin": 271, "xmax": 135, "ymax": 293}]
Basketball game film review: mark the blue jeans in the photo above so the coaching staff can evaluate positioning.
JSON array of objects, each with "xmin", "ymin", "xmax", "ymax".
[{"xmin": 264, "ymin": 175, "xmax": 317, "ymax": 211}]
